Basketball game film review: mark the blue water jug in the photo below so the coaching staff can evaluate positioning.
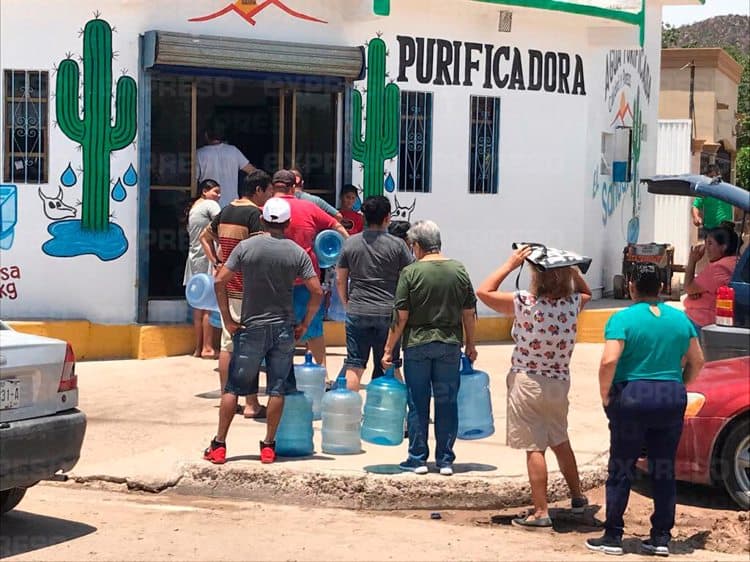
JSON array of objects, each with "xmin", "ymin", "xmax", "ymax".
[
  {"xmin": 327, "ymin": 271, "xmax": 347, "ymax": 322},
  {"xmin": 294, "ymin": 352, "xmax": 327, "ymax": 421},
  {"xmin": 314, "ymin": 229, "xmax": 344, "ymax": 269},
  {"xmin": 275, "ymin": 391, "xmax": 314, "ymax": 457},
  {"xmin": 208, "ymin": 310, "xmax": 222, "ymax": 329},
  {"xmin": 457, "ymin": 355, "xmax": 494, "ymax": 440},
  {"xmin": 361, "ymin": 367, "xmax": 407, "ymax": 446},
  {"xmin": 185, "ymin": 273, "xmax": 218, "ymax": 311},
  {"xmin": 321, "ymin": 373, "xmax": 363, "ymax": 454}
]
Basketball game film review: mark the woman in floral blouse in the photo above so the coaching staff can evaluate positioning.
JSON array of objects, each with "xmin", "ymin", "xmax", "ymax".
[{"xmin": 477, "ymin": 245, "xmax": 592, "ymax": 531}]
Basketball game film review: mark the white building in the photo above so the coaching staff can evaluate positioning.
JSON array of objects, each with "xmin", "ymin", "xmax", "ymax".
[{"xmin": 0, "ymin": 0, "xmax": 696, "ymax": 324}]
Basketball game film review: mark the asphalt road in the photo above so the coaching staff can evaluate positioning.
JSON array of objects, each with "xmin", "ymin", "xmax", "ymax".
[{"xmin": 1, "ymin": 483, "xmax": 740, "ymax": 562}]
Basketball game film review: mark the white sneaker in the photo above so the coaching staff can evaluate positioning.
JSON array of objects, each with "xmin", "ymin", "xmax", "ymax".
[{"xmin": 439, "ymin": 466, "xmax": 453, "ymax": 476}]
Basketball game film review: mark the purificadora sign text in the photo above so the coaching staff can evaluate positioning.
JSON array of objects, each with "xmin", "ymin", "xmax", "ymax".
[{"xmin": 396, "ymin": 35, "xmax": 586, "ymax": 95}]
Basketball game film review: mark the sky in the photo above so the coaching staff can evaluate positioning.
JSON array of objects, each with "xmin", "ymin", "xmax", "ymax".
[{"xmin": 662, "ymin": 0, "xmax": 749, "ymax": 27}]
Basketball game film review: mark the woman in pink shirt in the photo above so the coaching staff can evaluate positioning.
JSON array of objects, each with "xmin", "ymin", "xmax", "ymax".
[{"xmin": 684, "ymin": 226, "xmax": 739, "ymax": 331}]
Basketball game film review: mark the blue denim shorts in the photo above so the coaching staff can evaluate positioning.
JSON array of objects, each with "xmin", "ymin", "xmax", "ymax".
[
  {"xmin": 344, "ymin": 314, "xmax": 398, "ymax": 376},
  {"xmin": 226, "ymin": 323, "xmax": 296, "ymax": 397},
  {"xmin": 293, "ymin": 284, "xmax": 325, "ymax": 342}
]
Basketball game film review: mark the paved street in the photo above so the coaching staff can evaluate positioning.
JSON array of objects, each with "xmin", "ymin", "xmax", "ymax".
[{"xmin": 2, "ymin": 484, "xmax": 742, "ymax": 562}]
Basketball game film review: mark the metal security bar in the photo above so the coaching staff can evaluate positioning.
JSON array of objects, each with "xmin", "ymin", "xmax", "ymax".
[
  {"xmin": 398, "ymin": 91, "xmax": 433, "ymax": 193},
  {"xmin": 469, "ymin": 95, "xmax": 501, "ymax": 194},
  {"xmin": 3, "ymin": 70, "xmax": 48, "ymax": 183}
]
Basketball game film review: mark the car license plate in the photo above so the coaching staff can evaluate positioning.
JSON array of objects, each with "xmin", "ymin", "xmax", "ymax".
[{"xmin": 0, "ymin": 379, "xmax": 21, "ymax": 410}]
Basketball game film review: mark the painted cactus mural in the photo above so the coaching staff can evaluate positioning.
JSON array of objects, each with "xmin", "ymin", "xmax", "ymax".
[
  {"xmin": 56, "ymin": 17, "xmax": 136, "ymax": 232},
  {"xmin": 352, "ymin": 37, "xmax": 400, "ymax": 199}
]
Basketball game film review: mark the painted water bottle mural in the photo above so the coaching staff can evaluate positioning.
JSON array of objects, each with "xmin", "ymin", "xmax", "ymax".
[
  {"xmin": 43, "ymin": 14, "xmax": 137, "ymax": 262},
  {"xmin": 0, "ymin": 185, "xmax": 18, "ymax": 250}
]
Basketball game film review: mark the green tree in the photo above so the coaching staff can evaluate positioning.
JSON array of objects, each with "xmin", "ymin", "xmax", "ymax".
[{"xmin": 737, "ymin": 146, "xmax": 750, "ymax": 189}]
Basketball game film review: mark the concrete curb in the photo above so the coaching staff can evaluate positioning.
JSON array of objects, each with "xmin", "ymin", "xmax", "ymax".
[{"xmin": 171, "ymin": 453, "xmax": 609, "ymax": 510}]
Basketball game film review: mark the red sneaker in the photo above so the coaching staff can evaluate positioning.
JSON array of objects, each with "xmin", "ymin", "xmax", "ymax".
[
  {"xmin": 203, "ymin": 440, "xmax": 226, "ymax": 464},
  {"xmin": 260, "ymin": 441, "xmax": 276, "ymax": 464}
]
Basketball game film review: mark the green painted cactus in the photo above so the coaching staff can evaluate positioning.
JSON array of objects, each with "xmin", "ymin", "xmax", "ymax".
[
  {"xmin": 352, "ymin": 37, "xmax": 400, "ymax": 199},
  {"xmin": 56, "ymin": 17, "xmax": 137, "ymax": 231}
]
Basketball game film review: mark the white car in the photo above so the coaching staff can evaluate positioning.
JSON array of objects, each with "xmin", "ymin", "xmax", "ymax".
[{"xmin": 0, "ymin": 321, "xmax": 86, "ymax": 514}]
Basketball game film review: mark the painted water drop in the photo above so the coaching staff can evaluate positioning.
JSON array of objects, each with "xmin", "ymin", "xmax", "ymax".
[
  {"xmin": 123, "ymin": 163, "xmax": 138, "ymax": 186},
  {"xmin": 353, "ymin": 196, "xmax": 362, "ymax": 212},
  {"xmin": 384, "ymin": 172, "xmax": 395, "ymax": 193},
  {"xmin": 60, "ymin": 163, "xmax": 77, "ymax": 187},
  {"xmin": 112, "ymin": 179, "xmax": 127, "ymax": 202}
]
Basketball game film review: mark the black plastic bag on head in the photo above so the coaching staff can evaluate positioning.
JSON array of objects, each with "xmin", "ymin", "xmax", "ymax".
[{"xmin": 511, "ymin": 242, "xmax": 593, "ymax": 274}]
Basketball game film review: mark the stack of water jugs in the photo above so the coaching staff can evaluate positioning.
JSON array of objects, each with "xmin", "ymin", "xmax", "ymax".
[{"xmin": 274, "ymin": 353, "xmax": 494, "ymax": 458}]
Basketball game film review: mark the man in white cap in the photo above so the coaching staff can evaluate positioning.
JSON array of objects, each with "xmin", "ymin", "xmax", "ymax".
[{"xmin": 205, "ymin": 197, "xmax": 323, "ymax": 465}]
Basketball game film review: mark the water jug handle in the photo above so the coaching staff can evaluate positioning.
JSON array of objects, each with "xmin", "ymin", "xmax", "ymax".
[{"xmin": 460, "ymin": 354, "xmax": 473, "ymax": 374}]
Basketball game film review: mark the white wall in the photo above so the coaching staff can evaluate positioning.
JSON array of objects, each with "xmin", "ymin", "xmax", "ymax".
[{"xmin": 0, "ymin": 0, "xmax": 666, "ymax": 322}]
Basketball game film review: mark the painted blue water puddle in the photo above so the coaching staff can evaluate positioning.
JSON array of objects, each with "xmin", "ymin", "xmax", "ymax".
[
  {"xmin": 42, "ymin": 220, "xmax": 128, "ymax": 261},
  {"xmin": 0, "ymin": 185, "xmax": 18, "ymax": 250}
]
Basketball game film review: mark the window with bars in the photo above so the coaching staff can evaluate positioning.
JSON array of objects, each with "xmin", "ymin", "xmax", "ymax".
[
  {"xmin": 469, "ymin": 95, "xmax": 501, "ymax": 194},
  {"xmin": 398, "ymin": 90, "xmax": 432, "ymax": 193},
  {"xmin": 3, "ymin": 70, "xmax": 49, "ymax": 183}
]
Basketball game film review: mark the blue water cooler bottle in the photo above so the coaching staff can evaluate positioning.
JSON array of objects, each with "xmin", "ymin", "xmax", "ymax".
[
  {"xmin": 185, "ymin": 273, "xmax": 218, "ymax": 311},
  {"xmin": 275, "ymin": 391, "xmax": 314, "ymax": 457},
  {"xmin": 361, "ymin": 367, "xmax": 407, "ymax": 446},
  {"xmin": 314, "ymin": 229, "xmax": 345, "ymax": 269},
  {"xmin": 321, "ymin": 372, "xmax": 363, "ymax": 454},
  {"xmin": 457, "ymin": 354, "xmax": 494, "ymax": 439},
  {"xmin": 294, "ymin": 352, "xmax": 327, "ymax": 421}
]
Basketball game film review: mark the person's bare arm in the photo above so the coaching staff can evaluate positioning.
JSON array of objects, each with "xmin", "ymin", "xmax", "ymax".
[
  {"xmin": 462, "ymin": 308, "xmax": 477, "ymax": 362},
  {"xmin": 573, "ymin": 267, "xmax": 593, "ymax": 310},
  {"xmin": 215, "ymin": 265, "xmax": 240, "ymax": 335},
  {"xmin": 476, "ymin": 246, "xmax": 532, "ymax": 315},
  {"xmin": 336, "ymin": 267, "xmax": 350, "ymax": 306},
  {"xmin": 240, "ymin": 163, "xmax": 256, "ymax": 175},
  {"xmin": 691, "ymin": 205, "xmax": 703, "ymax": 228},
  {"xmin": 599, "ymin": 339, "xmax": 624, "ymax": 406},
  {"xmin": 297, "ymin": 275, "xmax": 324, "ymax": 340},
  {"xmin": 682, "ymin": 338, "xmax": 705, "ymax": 385},
  {"xmin": 382, "ymin": 310, "xmax": 408, "ymax": 369},
  {"xmin": 200, "ymin": 226, "xmax": 222, "ymax": 268},
  {"xmin": 684, "ymin": 244, "xmax": 706, "ymax": 294},
  {"xmin": 332, "ymin": 221, "xmax": 349, "ymax": 239}
]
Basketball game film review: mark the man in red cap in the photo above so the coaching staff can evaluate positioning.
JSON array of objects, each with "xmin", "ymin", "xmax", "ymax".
[{"xmin": 271, "ymin": 170, "xmax": 348, "ymax": 369}]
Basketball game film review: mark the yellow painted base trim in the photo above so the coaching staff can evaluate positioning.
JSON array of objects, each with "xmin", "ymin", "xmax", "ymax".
[{"xmin": 8, "ymin": 310, "xmax": 615, "ymax": 361}]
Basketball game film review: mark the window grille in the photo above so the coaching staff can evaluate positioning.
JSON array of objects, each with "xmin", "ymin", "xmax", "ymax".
[
  {"xmin": 398, "ymin": 90, "xmax": 433, "ymax": 193},
  {"xmin": 469, "ymin": 95, "xmax": 501, "ymax": 194},
  {"xmin": 3, "ymin": 70, "xmax": 49, "ymax": 184}
]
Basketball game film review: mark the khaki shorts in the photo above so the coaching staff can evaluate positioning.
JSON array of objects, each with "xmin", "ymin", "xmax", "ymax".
[
  {"xmin": 220, "ymin": 298, "xmax": 243, "ymax": 352},
  {"xmin": 506, "ymin": 370, "xmax": 570, "ymax": 451}
]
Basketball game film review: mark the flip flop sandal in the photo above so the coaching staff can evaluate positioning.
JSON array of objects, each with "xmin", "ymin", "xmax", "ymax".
[
  {"xmin": 244, "ymin": 405, "xmax": 267, "ymax": 419},
  {"xmin": 511, "ymin": 515, "xmax": 553, "ymax": 531}
]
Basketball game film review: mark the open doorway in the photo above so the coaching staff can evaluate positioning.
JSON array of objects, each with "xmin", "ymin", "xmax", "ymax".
[{"xmin": 147, "ymin": 73, "xmax": 343, "ymax": 315}]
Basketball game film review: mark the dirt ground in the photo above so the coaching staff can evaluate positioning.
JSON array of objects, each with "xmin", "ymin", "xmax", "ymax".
[{"xmin": 383, "ymin": 480, "xmax": 750, "ymax": 557}]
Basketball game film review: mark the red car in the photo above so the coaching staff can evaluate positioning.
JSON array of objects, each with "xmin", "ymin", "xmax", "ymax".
[{"xmin": 638, "ymin": 356, "xmax": 749, "ymax": 508}]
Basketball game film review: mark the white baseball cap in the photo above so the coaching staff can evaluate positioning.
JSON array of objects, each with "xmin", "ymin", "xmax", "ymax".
[{"xmin": 262, "ymin": 197, "xmax": 291, "ymax": 224}]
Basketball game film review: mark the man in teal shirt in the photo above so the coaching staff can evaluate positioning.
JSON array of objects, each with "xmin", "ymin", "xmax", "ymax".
[{"xmin": 691, "ymin": 165, "xmax": 734, "ymax": 237}]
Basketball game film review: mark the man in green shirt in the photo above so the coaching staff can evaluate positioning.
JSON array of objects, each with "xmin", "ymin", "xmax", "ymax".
[{"xmin": 692, "ymin": 165, "xmax": 734, "ymax": 237}]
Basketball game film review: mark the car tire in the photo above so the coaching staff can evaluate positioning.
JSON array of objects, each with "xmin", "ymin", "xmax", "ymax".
[
  {"xmin": 0, "ymin": 487, "xmax": 27, "ymax": 515},
  {"xmin": 720, "ymin": 418, "xmax": 750, "ymax": 510}
]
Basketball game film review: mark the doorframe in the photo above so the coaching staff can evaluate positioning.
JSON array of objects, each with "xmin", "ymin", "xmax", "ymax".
[{"xmin": 136, "ymin": 35, "xmax": 152, "ymax": 324}]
